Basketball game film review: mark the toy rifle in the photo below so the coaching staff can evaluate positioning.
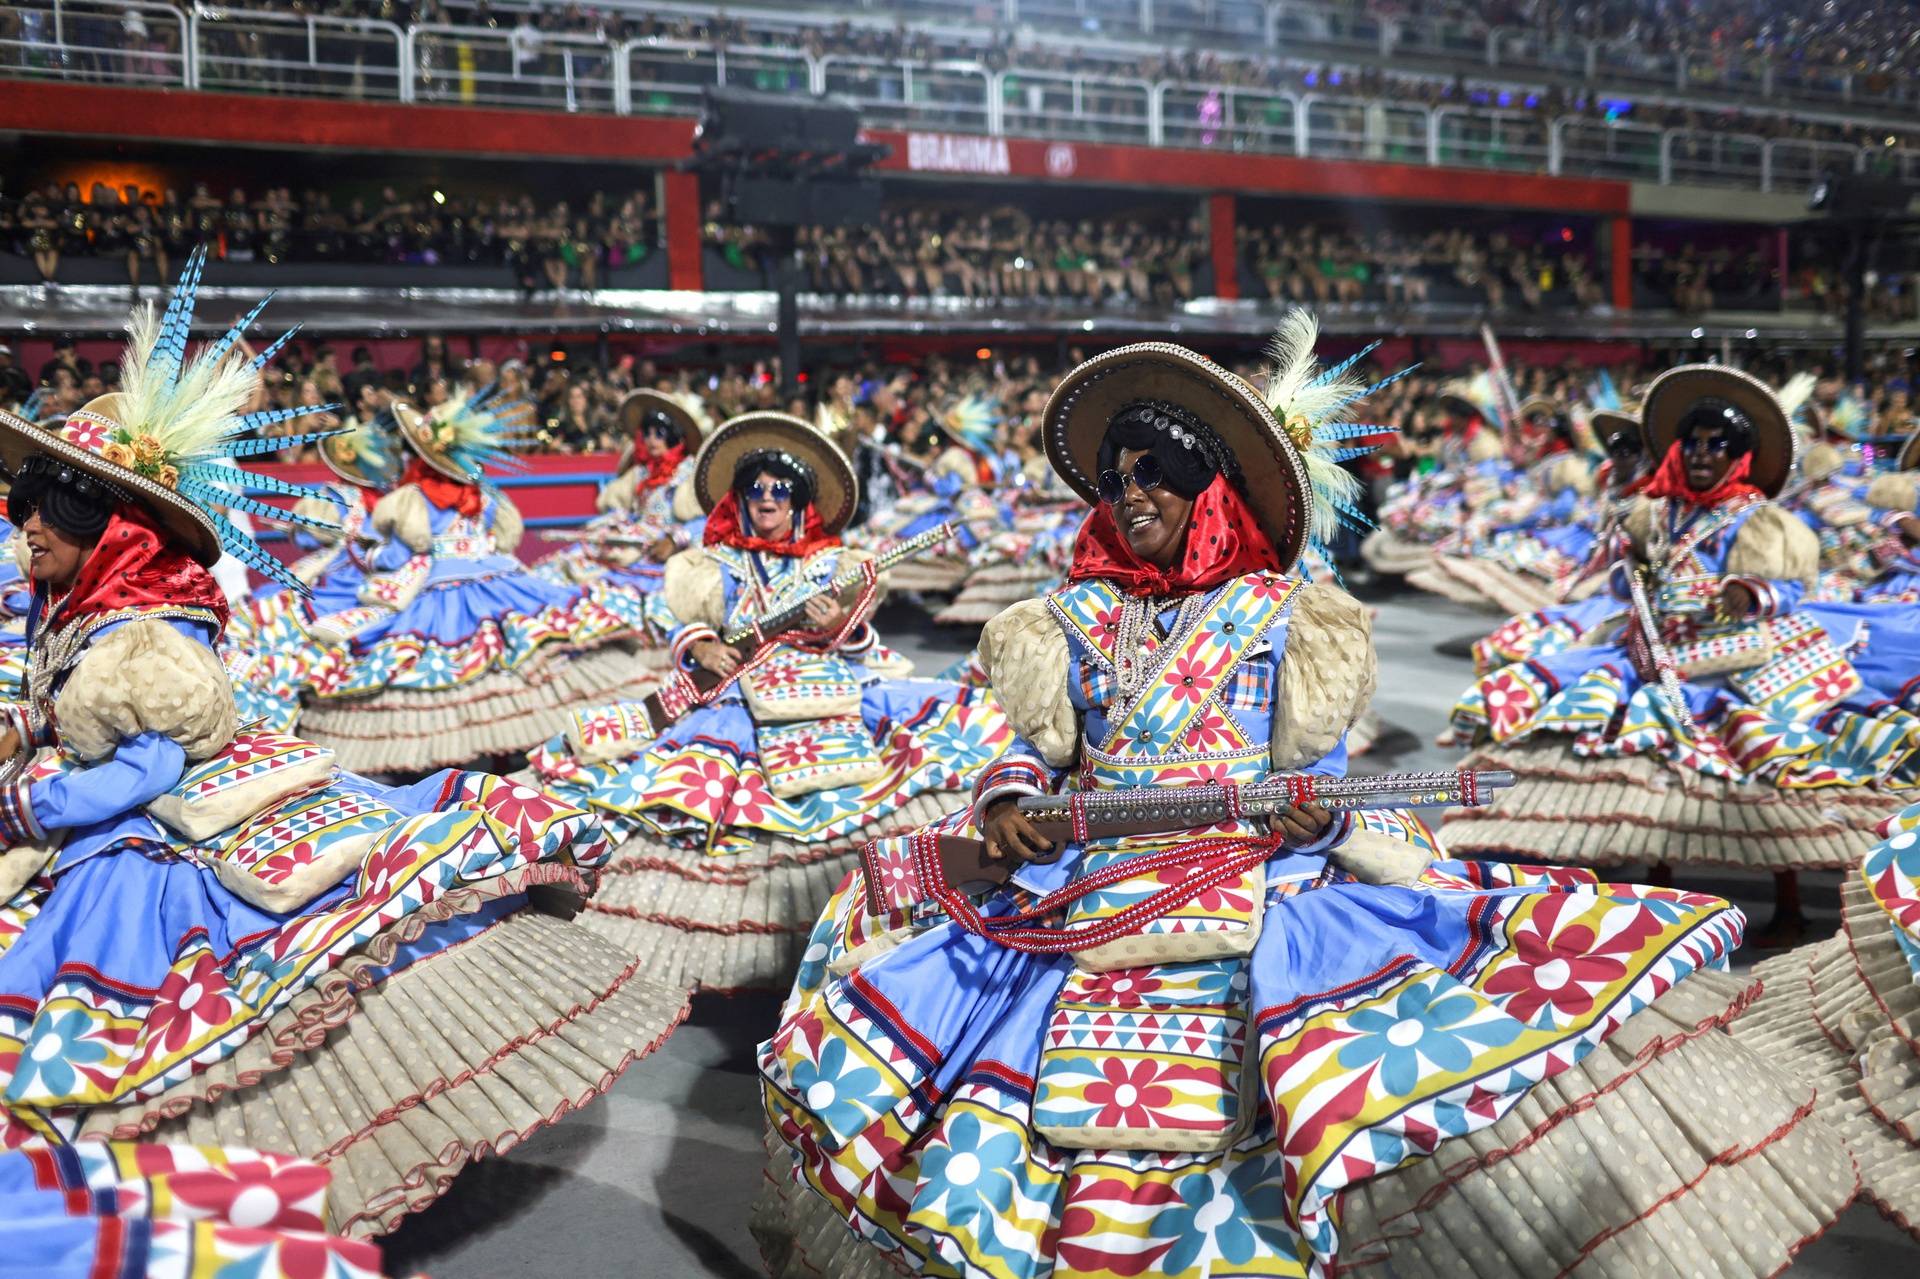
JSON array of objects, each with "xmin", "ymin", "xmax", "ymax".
[
  {"xmin": 634, "ymin": 521, "xmax": 956, "ymax": 733},
  {"xmin": 537, "ymin": 527, "xmax": 670, "ymax": 548},
  {"xmin": 866, "ymin": 769, "xmax": 1515, "ymax": 912}
]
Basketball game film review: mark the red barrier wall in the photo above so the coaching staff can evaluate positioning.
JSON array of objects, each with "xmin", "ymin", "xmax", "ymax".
[{"xmin": 0, "ymin": 85, "xmax": 1630, "ymax": 215}]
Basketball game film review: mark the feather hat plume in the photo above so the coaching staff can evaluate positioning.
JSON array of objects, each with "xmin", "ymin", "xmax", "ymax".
[
  {"xmin": 941, "ymin": 393, "xmax": 1001, "ymax": 457},
  {"xmin": 0, "ymin": 248, "xmax": 344, "ymax": 590},
  {"xmin": 1256, "ymin": 309, "xmax": 1409, "ymax": 561},
  {"xmin": 321, "ymin": 410, "xmax": 401, "ymax": 490},
  {"xmin": 396, "ymin": 384, "xmax": 537, "ymax": 486}
]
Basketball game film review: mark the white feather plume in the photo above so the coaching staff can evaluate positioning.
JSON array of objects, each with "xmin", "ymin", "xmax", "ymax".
[
  {"xmin": 1776, "ymin": 372, "xmax": 1816, "ymax": 425},
  {"xmin": 1258, "ymin": 309, "xmax": 1389, "ymax": 550},
  {"xmin": 117, "ymin": 302, "xmax": 260, "ymax": 464}
]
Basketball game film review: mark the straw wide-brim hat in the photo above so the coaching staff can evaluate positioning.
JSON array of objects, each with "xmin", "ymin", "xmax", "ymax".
[
  {"xmin": 393, "ymin": 400, "xmax": 470, "ymax": 483},
  {"xmin": 1642, "ymin": 364, "xmax": 1794, "ymax": 498},
  {"xmin": 1042, "ymin": 342, "xmax": 1311, "ymax": 570},
  {"xmin": 320, "ymin": 419, "xmax": 385, "ymax": 489},
  {"xmin": 1436, "ymin": 391, "xmax": 1484, "ymax": 423},
  {"xmin": 693, "ymin": 412, "xmax": 858, "ymax": 535},
  {"xmin": 1516, "ymin": 395, "xmax": 1560, "ymax": 422},
  {"xmin": 620, "ymin": 389, "xmax": 705, "ymax": 456},
  {"xmin": 0, "ymin": 398, "xmax": 221, "ymax": 565},
  {"xmin": 1590, "ymin": 409, "xmax": 1642, "ymax": 444},
  {"xmin": 1898, "ymin": 427, "xmax": 1919, "ymax": 472}
]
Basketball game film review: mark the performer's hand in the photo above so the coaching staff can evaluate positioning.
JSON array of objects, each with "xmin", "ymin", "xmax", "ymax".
[
  {"xmin": 1269, "ymin": 800, "xmax": 1333, "ymax": 846},
  {"xmin": 804, "ymin": 595, "xmax": 850, "ymax": 633},
  {"xmin": 0, "ymin": 727, "xmax": 19, "ymax": 765},
  {"xmin": 1898, "ymin": 514, "xmax": 1920, "ymax": 546},
  {"xmin": 1716, "ymin": 581, "xmax": 1756, "ymax": 622},
  {"xmin": 983, "ymin": 797, "xmax": 1055, "ymax": 863},
  {"xmin": 647, "ymin": 536, "xmax": 677, "ymax": 563},
  {"xmin": 690, "ymin": 640, "xmax": 740, "ymax": 676}
]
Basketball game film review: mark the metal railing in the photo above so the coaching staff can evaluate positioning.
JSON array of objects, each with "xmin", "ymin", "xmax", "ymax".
[
  {"xmin": 3, "ymin": 5, "xmax": 1908, "ymax": 194},
  {"xmin": 0, "ymin": 0, "xmax": 188, "ymax": 88},
  {"xmin": 1432, "ymin": 106, "xmax": 1550, "ymax": 173},
  {"xmin": 194, "ymin": 8, "xmax": 404, "ymax": 101},
  {"xmin": 410, "ymin": 24, "xmax": 619, "ymax": 113},
  {"xmin": 155, "ymin": 0, "xmax": 1915, "ymax": 113},
  {"xmin": 998, "ymin": 69, "xmax": 1155, "ymax": 145},
  {"xmin": 818, "ymin": 55, "xmax": 994, "ymax": 135}
]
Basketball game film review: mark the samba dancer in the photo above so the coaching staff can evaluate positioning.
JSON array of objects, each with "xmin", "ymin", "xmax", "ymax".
[
  {"xmin": 0, "ymin": 258, "xmax": 687, "ymax": 1236},
  {"xmin": 1447, "ymin": 365, "xmax": 1918, "ymax": 945},
  {"xmin": 528, "ymin": 412, "xmax": 1010, "ymax": 993},
  {"xmin": 293, "ymin": 393, "xmax": 667, "ymax": 773},
  {"xmin": 754, "ymin": 317, "xmax": 1849, "ymax": 1279}
]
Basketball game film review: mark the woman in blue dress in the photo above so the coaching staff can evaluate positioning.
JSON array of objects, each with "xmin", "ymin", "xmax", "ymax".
[
  {"xmin": 754, "ymin": 318, "xmax": 1852, "ymax": 1279},
  {"xmin": 0, "ymin": 260, "xmax": 689, "ymax": 1241},
  {"xmin": 1468, "ymin": 406, "xmax": 1647, "ymax": 674},
  {"xmin": 1860, "ymin": 428, "xmax": 1920, "ymax": 604},
  {"xmin": 536, "ymin": 387, "xmax": 710, "ymax": 592},
  {"xmin": 226, "ymin": 413, "xmax": 401, "ymax": 733},
  {"xmin": 294, "ymin": 392, "xmax": 668, "ymax": 775},
  {"xmin": 530, "ymin": 412, "xmax": 1011, "ymax": 993},
  {"xmin": 1447, "ymin": 365, "xmax": 1918, "ymax": 945}
]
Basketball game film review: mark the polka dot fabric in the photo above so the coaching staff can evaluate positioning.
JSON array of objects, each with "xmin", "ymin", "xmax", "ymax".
[{"xmin": 42, "ymin": 504, "xmax": 230, "ymax": 638}]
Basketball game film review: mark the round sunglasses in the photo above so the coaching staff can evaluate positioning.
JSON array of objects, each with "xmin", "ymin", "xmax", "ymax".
[
  {"xmin": 1680, "ymin": 433, "xmax": 1739, "ymax": 456},
  {"xmin": 1097, "ymin": 455, "xmax": 1164, "ymax": 505},
  {"xmin": 745, "ymin": 480, "xmax": 793, "ymax": 503}
]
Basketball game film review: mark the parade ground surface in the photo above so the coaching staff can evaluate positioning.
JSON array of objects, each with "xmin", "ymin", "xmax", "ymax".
[{"xmin": 384, "ymin": 590, "xmax": 1916, "ymax": 1278}]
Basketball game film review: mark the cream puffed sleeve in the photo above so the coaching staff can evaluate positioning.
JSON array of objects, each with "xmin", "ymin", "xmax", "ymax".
[
  {"xmin": 661, "ymin": 547, "xmax": 729, "ymax": 632},
  {"xmin": 978, "ymin": 597, "xmax": 1078, "ymax": 768},
  {"xmin": 370, "ymin": 485, "xmax": 435, "ymax": 554},
  {"xmin": 489, "ymin": 490, "xmax": 525, "ymax": 555},
  {"xmin": 1725, "ymin": 503, "xmax": 1820, "ymax": 590},
  {"xmin": 54, "ymin": 618, "xmax": 236, "ymax": 764},
  {"xmin": 1270, "ymin": 581, "xmax": 1378, "ymax": 771},
  {"xmin": 595, "ymin": 466, "xmax": 643, "ymax": 515}
]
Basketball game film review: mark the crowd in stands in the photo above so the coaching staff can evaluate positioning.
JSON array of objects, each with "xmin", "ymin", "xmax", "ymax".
[
  {"xmin": 1238, "ymin": 223, "xmax": 1607, "ymax": 311},
  {"xmin": 6, "ymin": 333, "xmax": 1914, "ymax": 487},
  {"xmin": 707, "ymin": 206, "xmax": 1212, "ymax": 303},
  {"xmin": 3, "ymin": 1, "xmax": 1909, "ymax": 164},
  {"xmin": 0, "ymin": 182, "xmax": 657, "ymax": 293}
]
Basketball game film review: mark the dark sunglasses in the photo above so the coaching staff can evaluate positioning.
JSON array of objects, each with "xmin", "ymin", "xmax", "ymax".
[
  {"xmin": 640, "ymin": 415, "xmax": 678, "ymax": 441},
  {"xmin": 1680, "ymin": 433, "xmax": 1737, "ymax": 456},
  {"xmin": 1097, "ymin": 455, "xmax": 1163, "ymax": 505},
  {"xmin": 746, "ymin": 480, "xmax": 793, "ymax": 503},
  {"xmin": 1605, "ymin": 434, "xmax": 1642, "ymax": 458}
]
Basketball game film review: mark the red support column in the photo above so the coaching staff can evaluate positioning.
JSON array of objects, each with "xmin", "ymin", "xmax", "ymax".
[
  {"xmin": 1610, "ymin": 216, "xmax": 1633, "ymax": 313},
  {"xmin": 1208, "ymin": 192, "xmax": 1238, "ymax": 301},
  {"xmin": 664, "ymin": 170, "xmax": 703, "ymax": 292}
]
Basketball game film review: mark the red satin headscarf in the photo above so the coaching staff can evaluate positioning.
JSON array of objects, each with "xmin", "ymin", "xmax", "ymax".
[
  {"xmin": 403, "ymin": 458, "xmax": 484, "ymax": 518},
  {"xmin": 43, "ymin": 504, "xmax": 230, "ymax": 638},
  {"xmin": 633, "ymin": 442, "xmax": 687, "ymax": 498},
  {"xmin": 702, "ymin": 489, "xmax": 840, "ymax": 558},
  {"xmin": 1640, "ymin": 441, "xmax": 1767, "ymax": 508},
  {"xmin": 1067, "ymin": 473, "xmax": 1283, "ymax": 597}
]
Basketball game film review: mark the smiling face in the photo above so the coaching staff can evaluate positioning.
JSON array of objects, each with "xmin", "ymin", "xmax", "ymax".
[
  {"xmin": 743, "ymin": 468, "xmax": 794, "ymax": 539},
  {"xmin": 23, "ymin": 510, "xmax": 95, "ymax": 593},
  {"xmin": 1112, "ymin": 447, "xmax": 1195, "ymax": 570}
]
